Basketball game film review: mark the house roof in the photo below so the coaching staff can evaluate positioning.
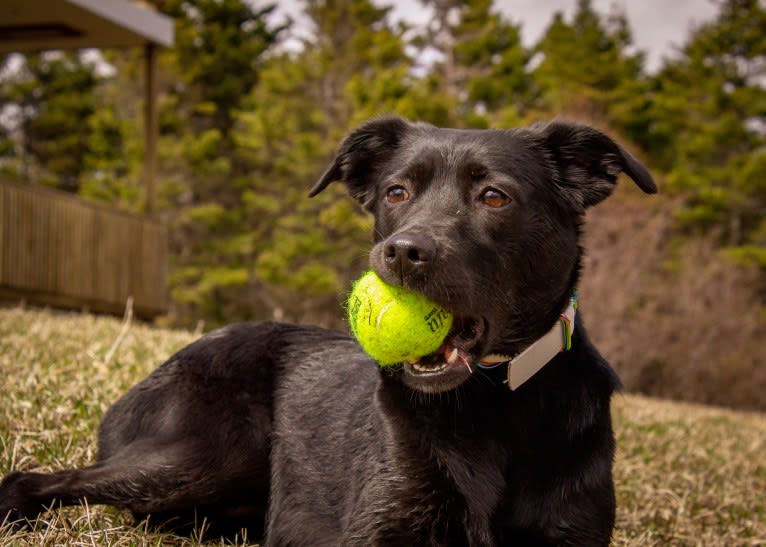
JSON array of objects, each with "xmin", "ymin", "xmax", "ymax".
[{"xmin": 0, "ymin": 0, "xmax": 174, "ymax": 53}]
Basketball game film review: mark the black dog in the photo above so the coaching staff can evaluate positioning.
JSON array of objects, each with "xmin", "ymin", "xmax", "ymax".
[{"xmin": 0, "ymin": 116, "xmax": 656, "ymax": 545}]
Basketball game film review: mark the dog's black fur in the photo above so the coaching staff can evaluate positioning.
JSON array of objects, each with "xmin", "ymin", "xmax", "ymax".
[{"xmin": 0, "ymin": 116, "xmax": 656, "ymax": 545}]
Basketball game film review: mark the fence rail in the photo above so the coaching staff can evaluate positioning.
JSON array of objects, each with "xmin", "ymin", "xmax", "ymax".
[{"xmin": 0, "ymin": 178, "xmax": 167, "ymax": 318}]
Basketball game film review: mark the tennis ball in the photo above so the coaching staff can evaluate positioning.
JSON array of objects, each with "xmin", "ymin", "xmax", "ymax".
[{"xmin": 347, "ymin": 271, "xmax": 453, "ymax": 365}]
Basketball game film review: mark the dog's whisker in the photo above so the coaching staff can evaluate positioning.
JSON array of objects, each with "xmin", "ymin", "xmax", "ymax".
[{"xmin": 460, "ymin": 355, "xmax": 473, "ymax": 374}]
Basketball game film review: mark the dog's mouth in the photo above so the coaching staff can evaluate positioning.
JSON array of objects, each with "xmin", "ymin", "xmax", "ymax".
[{"xmin": 401, "ymin": 316, "xmax": 487, "ymax": 393}]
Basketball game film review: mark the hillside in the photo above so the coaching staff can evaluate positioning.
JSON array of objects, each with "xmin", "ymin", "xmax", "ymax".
[
  {"xmin": 0, "ymin": 307, "xmax": 764, "ymax": 546},
  {"xmin": 580, "ymin": 185, "xmax": 766, "ymax": 411}
]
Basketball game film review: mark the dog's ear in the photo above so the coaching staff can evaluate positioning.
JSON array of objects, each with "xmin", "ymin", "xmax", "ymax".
[
  {"xmin": 309, "ymin": 116, "xmax": 411, "ymax": 208},
  {"xmin": 536, "ymin": 121, "xmax": 657, "ymax": 209}
]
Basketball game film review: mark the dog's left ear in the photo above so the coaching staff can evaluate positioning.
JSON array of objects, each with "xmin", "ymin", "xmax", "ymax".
[
  {"xmin": 309, "ymin": 116, "xmax": 412, "ymax": 209},
  {"xmin": 536, "ymin": 121, "xmax": 657, "ymax": 209}
]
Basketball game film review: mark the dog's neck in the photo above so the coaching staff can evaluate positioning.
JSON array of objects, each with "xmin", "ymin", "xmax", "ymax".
[{"xmin": 479, "ymin": 292, "xmax": 578, "ymax": 390}]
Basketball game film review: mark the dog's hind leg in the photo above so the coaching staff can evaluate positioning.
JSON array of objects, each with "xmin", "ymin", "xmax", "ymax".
[
  {"xmin": 1, "ymin": 323, "xmax": 277, "ymax": 536},
  {"xmin": 0, "ymin": 434, "xmax": 268, "ymax": 536},
  {"xmin": 1, "ymin": 439, "xmax": 190, "ymax": 522}
]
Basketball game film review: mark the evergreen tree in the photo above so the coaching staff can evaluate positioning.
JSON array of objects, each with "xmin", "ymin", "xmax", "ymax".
[
  {"xmin": 139, "ymin": 0, "xmax": 286, "ymax": 325},
  {"xmin": 644, "ymin": 0, "xmax": 766, "ymax": 266},
  {"xmin": 76, "ymin": 53, "xmax": 144, "ymax": 210},
  {"xmin": 232, "ymin": 49, "xmax": 360, "ymax": 323},
  {"xmin": 532, "ymin": 0, "xmax": 645, "ymax": 123},
  {"xmin": 0, "ymin": 53, "xmax": 101, "ymax": 192},
  {"xmin": 417, "ymin": 0, "xmax": 531, "ymax": 127},
  {"xmin": 231, "ymin": 0, "xmax": 426, "ymax": 325},
  {"xmin": 0, "ymin": 55, "xmax": 22, "ymax": 179}
]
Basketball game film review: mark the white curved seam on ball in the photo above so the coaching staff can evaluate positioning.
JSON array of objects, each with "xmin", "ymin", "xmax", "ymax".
[{"xmin": 376, "ymin": 302, "xmax": 393, "ymax": 330}]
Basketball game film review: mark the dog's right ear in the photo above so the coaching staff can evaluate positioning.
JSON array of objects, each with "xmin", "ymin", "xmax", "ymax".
[{"xmin": 309, "ymin": 116, "xmax": 411, "ymax": 209}]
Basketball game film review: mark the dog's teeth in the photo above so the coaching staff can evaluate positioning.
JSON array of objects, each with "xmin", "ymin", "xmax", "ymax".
[
  {"xmin": 410, "ymin": 359, "xmax": 448, "ymax": 373},
  {"xmin": 447, "ymin": 348, "xmax": 459, "ymax": 365}
]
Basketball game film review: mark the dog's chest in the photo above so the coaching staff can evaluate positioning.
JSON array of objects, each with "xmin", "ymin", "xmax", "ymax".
[
  {"xmin": 339, "ymin": 462, "xmax": 494, "ymax": 546},
  {"xmin": 343, "ymin": 427, "xmax": 508, "ymax": 545}
]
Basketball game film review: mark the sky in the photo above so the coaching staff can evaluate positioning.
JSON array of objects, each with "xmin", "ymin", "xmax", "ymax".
[{"xmin": 273, "ymin": 0, "xmax": 721, "ymax": 73}]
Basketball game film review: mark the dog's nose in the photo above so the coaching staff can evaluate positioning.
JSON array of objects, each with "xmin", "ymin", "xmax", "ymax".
[{"xmin": 383, "ymin": 232, "xmax": 436, "ymax": 277}]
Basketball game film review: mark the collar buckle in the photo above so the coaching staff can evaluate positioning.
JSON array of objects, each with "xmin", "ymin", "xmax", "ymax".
[{"xmin": 478, "ymin": 291, "xmax": 578, "ymax": 390}]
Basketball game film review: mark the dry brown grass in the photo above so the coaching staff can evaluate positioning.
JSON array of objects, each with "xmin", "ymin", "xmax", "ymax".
[
  {"xmin": 1, "ymin": 306, "xmax": 764, "ymax": 545},
  {"xmin": 611, "ymin": 395, "xmax": 765, "ymax": 546}
]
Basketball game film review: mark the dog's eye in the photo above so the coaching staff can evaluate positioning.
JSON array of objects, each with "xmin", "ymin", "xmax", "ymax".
[
  {"xmin": 479, "ymin": 188, "xmax": 511, "ymax": 208},
  {"xmin": 386, "ymin": 186, "xmax": 410, "ymax": 204}
]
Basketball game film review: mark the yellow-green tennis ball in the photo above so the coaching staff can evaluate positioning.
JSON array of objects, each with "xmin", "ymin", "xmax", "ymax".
[{"xmin": 347, "ymin": 271, "xmax": 453, "ymax": 366}]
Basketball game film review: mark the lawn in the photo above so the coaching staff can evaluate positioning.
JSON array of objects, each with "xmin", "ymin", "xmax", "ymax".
[{"xmin": 0, "ymin": 307, "xmax": 764, "ymax": 546}]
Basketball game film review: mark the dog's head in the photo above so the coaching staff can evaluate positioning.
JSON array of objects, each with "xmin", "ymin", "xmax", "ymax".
[{"xmin": 311, "ymin": 116, "xmax": 656, "ymax": 394}]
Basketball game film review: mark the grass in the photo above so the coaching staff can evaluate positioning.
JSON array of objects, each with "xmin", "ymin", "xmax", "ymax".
[{"xmin": 0, "ymin": 306, "xmax": 764, "ymax": 546}]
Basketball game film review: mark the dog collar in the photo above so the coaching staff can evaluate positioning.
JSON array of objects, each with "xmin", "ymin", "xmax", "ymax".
[{"xmin": 478, "ymin": 291, "xmax": 578, "ymax": 390}]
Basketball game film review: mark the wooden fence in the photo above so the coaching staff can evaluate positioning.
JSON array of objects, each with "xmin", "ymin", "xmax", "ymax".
[{"xmin": 0, "ymin": 178, "xmax": 167, "ymax": 319}]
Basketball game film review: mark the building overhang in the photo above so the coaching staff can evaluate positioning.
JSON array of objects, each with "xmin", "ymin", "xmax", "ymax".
[{"xmin": 0, "ymin": 0, "xmax": 173, "ymax": 53}]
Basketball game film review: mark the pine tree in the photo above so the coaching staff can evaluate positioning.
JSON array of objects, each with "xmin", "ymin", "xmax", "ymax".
[
  {"xmin": 231, "ymin": 49, "xmax": 363, "ymax": 324},
  {"xmin": 143, "ymin": 0, "xmax": 287, "ymax": 325},
  {"xmin": 644, "ymin": 0, "xmax": 766, "ymax": 265},
  {"xmin": 532, "ymin": 0, "xmax": 645, "ymax": 123},
  {"xmin": 230, "ymin": 0, "xmax": 424, "ymax": 325},
  {"xmin": 0, "ymin": 55, "xmax": 22, "ymax": 179},
  {"xmin": 0, "ymin": 52, "xmax": 101, "ymax": 192},
  {"xmin": 417, "ymin": 0, "xmax": 531, "ymax": 127}
]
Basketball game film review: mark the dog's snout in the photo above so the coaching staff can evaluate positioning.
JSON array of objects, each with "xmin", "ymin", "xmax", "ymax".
[{"xmin": 383, "ymin": 232, "xmax": 436, "ymax": 278}]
